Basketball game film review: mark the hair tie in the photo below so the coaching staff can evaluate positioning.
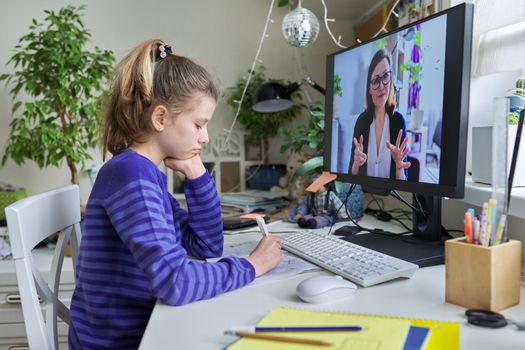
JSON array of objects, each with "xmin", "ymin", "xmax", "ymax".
[{"xmin": 156, "ymin": 44, "xmax": 172, "ymax": 61}]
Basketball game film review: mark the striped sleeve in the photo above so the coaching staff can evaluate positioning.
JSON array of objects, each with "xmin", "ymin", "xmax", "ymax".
[
  {"xmin": 104, "ymin": 178, "xmax": 255, "ymax": 306},
  {"xmin": 171, "ymin": 171, "xmax": 224, "ymax": 259}
]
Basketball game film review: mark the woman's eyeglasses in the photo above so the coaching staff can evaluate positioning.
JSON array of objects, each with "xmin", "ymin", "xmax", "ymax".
[{"xmin": 370, "ymin": 70, "xmax": 391, "ymax": 90}]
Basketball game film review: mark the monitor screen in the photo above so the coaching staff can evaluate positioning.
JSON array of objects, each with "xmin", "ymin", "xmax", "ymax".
[{"xmin": 325, "ymin": 3, "xmax": 472, "ymax": 198}]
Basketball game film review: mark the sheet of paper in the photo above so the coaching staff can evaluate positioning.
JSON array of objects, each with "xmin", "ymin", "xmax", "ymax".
[
  {"xmin": 214, "ymin": 240, "xmax": 321, "ymax": 286},
  {"xmin": 224, "ymin": 220, "xmax": 300, "ymax": 235},
  {"xmin": 252, "ymin": 254, "xmax": 320, "ymax": 286},
  {"xmin": 221, "ymin": 240, "xmax": 257, "ymax": 257}
]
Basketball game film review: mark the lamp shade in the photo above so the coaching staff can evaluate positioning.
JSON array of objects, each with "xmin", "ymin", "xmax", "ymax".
[{"xmin": 252, "ymin": 82, "xmax": 299, "ymax": 113}]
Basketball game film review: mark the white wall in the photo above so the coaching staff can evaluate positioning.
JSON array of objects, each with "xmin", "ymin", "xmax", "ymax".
[
  {"xmin": 364, "ymin": 0, "xmax": 525, "ymax": 257},
  {"xmin": 444, "ymin": 0, "xmax": 525, "ymax": 249},
  {"xmin": 0, "ymin": 0, "xmax": 354, "ymax": 201}
]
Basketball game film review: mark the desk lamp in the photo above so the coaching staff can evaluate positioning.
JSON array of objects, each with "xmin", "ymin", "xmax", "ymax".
[{"xmin": 252, "ymin": 75, "xmax": 325, "ymax": 113}]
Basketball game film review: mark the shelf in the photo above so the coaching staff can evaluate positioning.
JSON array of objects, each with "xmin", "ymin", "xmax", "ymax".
[{"xmin": 459, "ymin": 177, "xmax": 525, "ymax": 219}]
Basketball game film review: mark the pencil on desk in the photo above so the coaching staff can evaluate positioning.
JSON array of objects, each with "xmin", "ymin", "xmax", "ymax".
[{"xmin": 225, "ymin": 330, "xmax": 333, "ymax": 346}]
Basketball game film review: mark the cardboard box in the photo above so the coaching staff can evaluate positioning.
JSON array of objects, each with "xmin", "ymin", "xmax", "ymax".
[{"xmin": 445, "ymin": 237, "xmax": 521, "ymax": 311}]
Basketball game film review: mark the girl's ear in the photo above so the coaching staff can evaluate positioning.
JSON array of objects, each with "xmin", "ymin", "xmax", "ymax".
[{"xmin": 151, "ymin": 105, "xmax": 169, "ymax": 132}]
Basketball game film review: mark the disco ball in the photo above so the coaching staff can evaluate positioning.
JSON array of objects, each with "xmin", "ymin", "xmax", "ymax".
[{"xmin": 282, "ymin": 7, "xmax": 320, "ymax": 48}]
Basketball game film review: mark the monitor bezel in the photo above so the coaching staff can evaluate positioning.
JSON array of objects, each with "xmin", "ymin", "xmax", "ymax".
[{"xmin": 324, "ymin": 3, "xmax": 473, "ymax": 198}]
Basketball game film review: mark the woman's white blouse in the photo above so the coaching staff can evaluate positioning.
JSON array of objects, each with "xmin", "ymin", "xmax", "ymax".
[{"xmin": 367, "ymin": 116, "xmax": 391, "ymax": 178}]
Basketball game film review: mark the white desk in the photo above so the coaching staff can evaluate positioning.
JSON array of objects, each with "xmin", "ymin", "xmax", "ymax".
[{"xmin": 140, "ymin": 218, "xmax": 525, "ymax": 350}]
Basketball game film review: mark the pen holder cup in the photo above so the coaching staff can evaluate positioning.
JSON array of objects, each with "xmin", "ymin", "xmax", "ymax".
[{"xmin": 445, "ymin": 237, "xmax": 521, "ymax": 312}]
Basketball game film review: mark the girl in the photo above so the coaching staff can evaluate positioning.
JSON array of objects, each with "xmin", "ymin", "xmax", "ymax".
[
  {"xmin": 68, "ymin": 39, "xmax": 282, "ymax": 349},
  {"xmin": 350, "ymin": 48, "xmax": 411, "ymax": 180}
]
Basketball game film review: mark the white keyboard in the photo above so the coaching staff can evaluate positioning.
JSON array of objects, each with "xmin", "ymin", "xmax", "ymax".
[{"xmin": 281, "ymin": 231, "xmax": 419, "ymax": 287}]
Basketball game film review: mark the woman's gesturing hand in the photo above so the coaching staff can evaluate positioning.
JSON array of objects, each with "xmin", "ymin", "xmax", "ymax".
[
  {"xmin": 351, "ymin": 135, "xmax": 367, "ymax": 175},
  {"xmin": 386, "ymin": 129, "xmax": 411, "ymax": 172}
]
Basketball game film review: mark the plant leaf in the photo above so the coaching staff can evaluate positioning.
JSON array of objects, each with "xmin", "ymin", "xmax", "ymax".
[{"xmin": 291, "ymin": 156, "xmax": 324, "ymax": 183}]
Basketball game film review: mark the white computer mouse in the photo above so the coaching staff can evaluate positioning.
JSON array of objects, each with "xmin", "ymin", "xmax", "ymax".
[{"xmin": 296, "ymin": 275, "xmax": 357, "ymax": 304}]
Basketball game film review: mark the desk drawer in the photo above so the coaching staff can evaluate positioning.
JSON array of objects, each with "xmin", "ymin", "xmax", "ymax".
[
  {"xmin": 0, "ymin": 322, "xmax": 68, "ymax": 350},
  {"xmin": 0, "ymin": 285, "xmax": 74, "ymax": 324}
]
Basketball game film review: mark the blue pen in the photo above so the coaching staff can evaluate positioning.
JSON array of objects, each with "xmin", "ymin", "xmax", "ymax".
[{"xmin": 226, "ymin": 326, "xmax": 363, "ymax": 333}]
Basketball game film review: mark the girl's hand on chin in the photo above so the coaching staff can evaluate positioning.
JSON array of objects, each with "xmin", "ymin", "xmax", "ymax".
[{"xmin": 164, "ymin": 155, "xmax": 206, "ymax": 180}]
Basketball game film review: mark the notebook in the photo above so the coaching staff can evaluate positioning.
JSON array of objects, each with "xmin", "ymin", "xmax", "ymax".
[
  {"xmin": 226, "ymin": 307, "xmax": 459, "ymax": 350},
  {"xmin": 227, "ymin": 307, "xmax": 411, "ymax": 350},
  {"xmin": 400, "ymin": 317, "xmax": 459, "ymax": 350},
  {"xmin": 404, "ymin": 326, "xmax": 431, "ymax": 350}
]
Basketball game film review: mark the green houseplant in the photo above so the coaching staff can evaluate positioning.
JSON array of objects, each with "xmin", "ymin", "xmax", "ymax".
[
  {"xmin": 281, "ymin": 101, "xmax": 364, "ymax": 219},
  {"xmin": 281, "ymin": 101, "xmax": 325, "ymax": 183},
  {"xmin": 0, "ymin": 5, "xmax": 114, "ymax": 185},
  {"xmin": 509, "ymin": 85, "xmax": 525, "ymax": 124},
  {"xmin": 225, "ymin": 66, "xmax": 305, "ymax": 165}
]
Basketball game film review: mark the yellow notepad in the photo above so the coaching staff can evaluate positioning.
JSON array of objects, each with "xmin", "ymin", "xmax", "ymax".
[
  {"xmin": 227, "ymin": 307, "xmax": 460, "ymax": 350},
  {"xmin": 227, "ymin": 307, "xmax": 411, "ymax": 350}
]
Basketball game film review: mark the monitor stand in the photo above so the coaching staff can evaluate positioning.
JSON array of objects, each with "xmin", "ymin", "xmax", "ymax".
[{"xmin": 341, "ymin": 194, "xmax": 448, "ymax": 267}]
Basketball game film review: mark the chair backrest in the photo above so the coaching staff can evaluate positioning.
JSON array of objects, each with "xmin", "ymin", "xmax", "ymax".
[
  {"xmin": 432, "ymin": 119, "xmax": 442, "ymax": 147},
  {"xmin": 5, "ymin": 185, "xmax": 81, "ymax": 350},
  {"xmin": 332, "ymin": 113, "xmax": 360, "ymax": 173},
  {"xmin": 407, "ymin": 155, "xmax": 420, "ymax": 182}
]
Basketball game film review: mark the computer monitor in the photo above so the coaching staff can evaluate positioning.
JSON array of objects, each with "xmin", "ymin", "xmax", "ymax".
[{"xmin": 324, "ymin": 3, "xmax": 473, "ymax": 267}]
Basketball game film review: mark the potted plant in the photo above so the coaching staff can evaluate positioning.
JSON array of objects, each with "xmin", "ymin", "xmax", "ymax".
[
  {"xmin": 225, "ymin": 66, "xmax": 305, "ymax": 189},
  {"xmin": 0, "ymin": 5, "xmax": 115, "ymax": 186},
  {"xmin": 281, "ymin": 101, "xmax": 325, "ymax": 182},
  {"xmin": 281, "ymin": 101, "xmax": 363, "ymax": 218}
]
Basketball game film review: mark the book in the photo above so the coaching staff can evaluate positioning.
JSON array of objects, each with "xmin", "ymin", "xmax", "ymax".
[
  {"xmin": 221, "ymin": 200, "xmax": 288, "ymax": 214},
  {"xmin": 403, "ymin": 326, "xmax": 431, "ymax": 350},
  {"xmin": 226, "ymin": 307, "xmax": 459, "ymax": 350},
  {"xmin": 221, "ymin": 190, "xmax": 287, "ymax": 203},
  {"xmin": 401, "ymin": 317, "xmax": 459, "ymax": 350},
  {"xmin": 221, "ymin": 191, "xmax": 289, "ymax": 213}
]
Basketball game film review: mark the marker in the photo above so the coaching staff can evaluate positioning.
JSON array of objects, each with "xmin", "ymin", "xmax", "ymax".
[
  {"xmin": 480, "ymin": 202, "xmax": 488, "ymax": 246},
  {"xmin": 489, "ymin": 199, "xmax": 498, "ymax": 246},
  {"xmin": 485, "ymin": 222, "xmax": 492, "ymax": 246},
  {"xmin": 494, "ymin": 214, "xmax": 507, "ymax": 245},
  {"xmin": 464, "ymin": 212, "xmax": 472, "ymax": 243},
  {"xmin": 481, "ymin": 202, "xmax": 491, "ymax": 247},
  {"xmin": 474, "ymin": 218, "xmax": 480, "ymax": 244},
  {"xmin": 256, "ymin": 216, "xmax": 269, "ymax": 237},
  {"xmin": 467, "ymin": 208, "xmax": 475, "ymax": 240}
]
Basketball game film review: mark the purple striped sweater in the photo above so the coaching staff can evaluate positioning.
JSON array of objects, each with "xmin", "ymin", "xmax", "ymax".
[{"xmin": 68, "ymin": 150, "xmax": 255, "ymax": 349}]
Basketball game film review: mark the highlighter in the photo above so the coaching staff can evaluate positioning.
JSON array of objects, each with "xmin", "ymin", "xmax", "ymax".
[
  {"xmin": 494, "ymin": 214, "xmax": 507, "ymax": 245},
  {"xmin": 464, "ymin": 212, "xmax": 472, "ymax": 243},
  {"xmin": 479, "ymin": 202, "xmax": 488, "ymax": 246}
]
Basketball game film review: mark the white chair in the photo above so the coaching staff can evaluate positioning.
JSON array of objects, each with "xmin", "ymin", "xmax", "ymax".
[{"xmin": 5, "ymin": 185, "xmax": 81, "ymax": 350}]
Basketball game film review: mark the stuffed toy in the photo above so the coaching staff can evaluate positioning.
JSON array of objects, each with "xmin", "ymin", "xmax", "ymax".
[
  {"xmin": 270, "ymin": 152, "xmax": 306, "ymax": 201},
  {"xmin": 285, "ymin": 178, "xmax": 348, "ymax": 228}
]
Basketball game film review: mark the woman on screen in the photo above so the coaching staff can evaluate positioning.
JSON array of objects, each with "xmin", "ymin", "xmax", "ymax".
[{"xmin": 350, "ymin": 49, "xmax": 411, "ymax": 180}]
